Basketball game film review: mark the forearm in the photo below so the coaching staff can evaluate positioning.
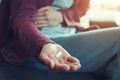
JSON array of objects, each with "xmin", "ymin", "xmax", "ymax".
[
  {"xmin": 13, "ymin": 18, "xmax": 53, "ymax": 57},
  {"xmin": 10, "ymin": 0, "xmax": 54, "ymax": 58},
  {"xmin": 59, "ymin": 0, "xmax": 90, "ymax": 27}
]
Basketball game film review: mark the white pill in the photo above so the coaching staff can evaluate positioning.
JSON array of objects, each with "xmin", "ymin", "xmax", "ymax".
[{"xmin": 56, "ymin": 51, "xmax": 63, "ymax": 58}]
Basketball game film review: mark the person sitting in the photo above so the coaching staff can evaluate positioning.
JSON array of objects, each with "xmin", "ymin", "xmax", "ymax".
[{"xmin": 0, "ymin": 0, "xmax": 120, "ymax": 80}]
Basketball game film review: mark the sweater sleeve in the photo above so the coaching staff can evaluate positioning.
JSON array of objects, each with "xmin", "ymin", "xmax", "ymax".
[
  {"xmin": 59, "ymin": 0, "xmax": 90, "ymax": 28},
  {"xmin": 10, "ymin": 0, "xmax": 54, "ymax": 60}
]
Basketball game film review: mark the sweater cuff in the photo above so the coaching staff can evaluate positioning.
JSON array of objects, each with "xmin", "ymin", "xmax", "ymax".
[{"xmin": 33, "ymin": 40, "xmax": 55, "ymax": 63}]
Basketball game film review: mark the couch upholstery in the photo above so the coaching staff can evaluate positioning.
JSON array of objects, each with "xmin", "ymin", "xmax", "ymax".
[{"xmin": 0, "ymin": 55, "xmax": 105, "ymax": 80}]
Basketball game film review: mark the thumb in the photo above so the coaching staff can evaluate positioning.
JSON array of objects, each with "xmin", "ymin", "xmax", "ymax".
[{"xmin": 40, "ymin": 54, "xmax": 55, "ymax": 69}]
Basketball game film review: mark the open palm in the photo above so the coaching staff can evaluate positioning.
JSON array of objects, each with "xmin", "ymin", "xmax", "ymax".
[{"xmin": 39, "ymin": 43, "xmax": 81, "ymax": 71}]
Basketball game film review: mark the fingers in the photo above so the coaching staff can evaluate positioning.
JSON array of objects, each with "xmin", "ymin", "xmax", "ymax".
[
  {"xmin": 35, "ymin": 24, "xmax": 48, "ymax": 27},
  {"xmin": 38, "ymin": 6, "xmax": 51, "ymax": 12},
  {"xmin": 34, "ymin": 20, "xmax": 48, "ymax": 25},
  {"xmin": 67, "ymin": 57, "xmax": 81, "ymax": 71},
  {"xmin": 34, "ymin": 21, "xmax": 53, "ymax": 27},
  {"xmin": 54, "ymin": 61, "xmax": 70, "ymax": 71},
  {"xmin": 53, "ymin": 56, "xmax": 81, "ymax": 71},
  {"xmin": 70, "ymin": 65, "xmax": 80, "ymax": 71},
  {"xmin": 68, "ymin": 56, "xmax": 80, "ymax": 63},
  {"xmin": 33, "ymin": 6, "xmax": 51, "ymax": 18},
  {"xmin": 69, "ymin": 62, "xmax": 81, "ymax": 71},
  {"xmin": 33, "ymin": 11, "xmax": 47, "ymax": 23},
  {"xmin": 40, "ymin": 54, "xmax": 55, "ymax": 69},
  {"xmin": 33, "ymin": 16, "xmax": 47, "ymax": 21},
  {"xmin": 32, "ymin": 10, "xmax": 49, "ymax": 27},
  {"xmin": 34, "ymin": 11, "xmax": 46, "ymax": 17},
  {"xmin": 56, "ymin": 47, "xmax": 81, "ymax": 71},
  {"xmin": 53, "ymin": 59, "xmax": 81, "ymax": 71},
  {"xmin": 33, "ymin": 17, "xmax": 49, "ymax": 27},
  {"xmin": 33, "ymin": 6, "xmax": 63, "ymax": 27},
  {"xmin": 44, "ymin": 58, "xmax": 55, "ymax": 69}
]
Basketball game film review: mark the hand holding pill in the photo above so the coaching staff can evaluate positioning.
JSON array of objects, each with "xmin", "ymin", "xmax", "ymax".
[
  {"xmin": 39, "ymin": 43, "xmax": 81, "ymax": 71},
  {"xmin": 55, "ymin": 51, "xmax": 63, "ymax": 58}
]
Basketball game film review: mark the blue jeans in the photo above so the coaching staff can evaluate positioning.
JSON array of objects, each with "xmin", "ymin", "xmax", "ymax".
[{"xmin": 25, "ymin": 27, "xmax": 120, "ymax": 80}]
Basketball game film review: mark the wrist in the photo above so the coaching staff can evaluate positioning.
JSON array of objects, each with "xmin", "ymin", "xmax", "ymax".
[{"xmin": 58, "ymin": 11, "xmax": 63, "ymax": 23}]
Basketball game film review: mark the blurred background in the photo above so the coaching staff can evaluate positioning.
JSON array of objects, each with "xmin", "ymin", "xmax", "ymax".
[{"xmin": 80, "ymin": 0, "xmax": 120, "ymax": 29}]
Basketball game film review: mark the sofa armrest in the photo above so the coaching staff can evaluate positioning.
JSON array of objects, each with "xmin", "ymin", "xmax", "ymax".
[{"xmin": 87, "ymin": 10, "xmax": 118, "ymax": 28}]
